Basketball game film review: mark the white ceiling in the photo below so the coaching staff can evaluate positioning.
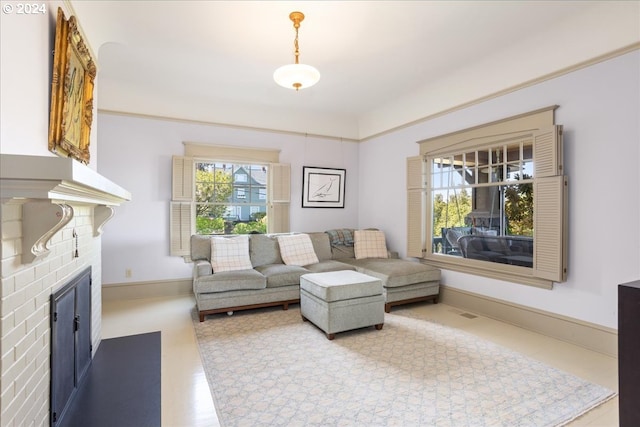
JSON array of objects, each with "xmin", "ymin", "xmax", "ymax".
[{"xmin": 71, "ymin": 1, "xmax": 640, "ymax": 140}]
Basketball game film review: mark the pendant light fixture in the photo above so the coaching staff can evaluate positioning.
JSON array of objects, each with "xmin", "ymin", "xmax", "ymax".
[{"xmin": 273, "ymin": 11, "xmax": 320, "ymax": 91}]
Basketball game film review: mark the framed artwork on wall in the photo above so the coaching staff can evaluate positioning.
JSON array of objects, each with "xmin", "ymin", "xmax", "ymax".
[
  {"xmin": 48, "ymin": 8, "xmax": 96, "ymax": 164},
  {"xmin": 302, "ymin": 166, "xmax": 346, "ymax": 208}
]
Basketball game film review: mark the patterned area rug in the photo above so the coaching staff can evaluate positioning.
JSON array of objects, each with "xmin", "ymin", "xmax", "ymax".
[{"xmin": 192, "ymin": 306, "xmax": 615, "ymax": 427}]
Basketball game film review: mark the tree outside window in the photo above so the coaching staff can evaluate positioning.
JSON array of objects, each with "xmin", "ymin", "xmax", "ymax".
[
  {"xmin": 195, "ymin": 162, "xmax": 267, "ymax": 234},
  {"xmin": 430, "ymin": 143, "xmax": 535, "ymax": 265}
]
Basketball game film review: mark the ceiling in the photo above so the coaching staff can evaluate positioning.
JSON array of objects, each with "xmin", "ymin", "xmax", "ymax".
[{"xmin": 70, "ymin": 1, "xmax": 639, "ymax": 140}]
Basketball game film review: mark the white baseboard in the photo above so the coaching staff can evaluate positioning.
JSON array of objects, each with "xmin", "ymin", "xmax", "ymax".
[
  {"xmin": 440, "ymin": 285, "xmax": 618, "ymax": 357},
  {"xmin": 102, "ymin": 278, "xmax": 192, "ymax": 301}
]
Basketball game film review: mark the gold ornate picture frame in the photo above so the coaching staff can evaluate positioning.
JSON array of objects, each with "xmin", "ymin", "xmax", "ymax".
[{"xmin": 48, "ymin": 8, "xmax": 96, "ymax": 164}]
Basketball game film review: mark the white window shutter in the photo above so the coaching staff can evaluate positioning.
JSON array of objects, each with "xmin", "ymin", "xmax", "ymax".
[
  {"xmin": 406, "ymin": 156, "xmax": 425, "ymax": 257},
  {"xmin": 268, "ymin": 203, "xmax": 290, "ymax": 234},
  {"xmin": 534, "ymin": 126, "xmax": 563, "ymax": 178},
  {"xmin": 532, "ymin": 125, "xmax": 567, "ymax": 282},
  {"xmin": 269, "ymin": 163, "xmax": 291, "ymax": 202},
  {"xmin": 172, "ymin": 156, "xmax": 194, "ymax": 200},
  {"xmin": 268, "ymin": 163, "xmax": 290, "ymax": 233},
  {"xmin": 170, "ymin": 202, "xmax": 194, "ymax": 256},
  {"xmin": 407, "ymin": 156, "xmax": 424, "ymax": 190},
  {"xmin": 407, "ymin": 189, "xmax": 425, "ymax": 258},
  {"xmin": 171, "ymin": 156, "xmax": 194, "ymax": 256},
  {"xmin": 533, "ymin": 176, "xmax": 568, "ymax": 282}
]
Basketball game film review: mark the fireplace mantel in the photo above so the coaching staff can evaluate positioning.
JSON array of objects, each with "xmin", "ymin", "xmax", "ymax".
[
  {"xmin": 0, "ymin": 154, "xmax": 131, "ymax": 204},
  {"xmin": 0, "ymin": 154, "xmax": 131, "ymax": 263}
]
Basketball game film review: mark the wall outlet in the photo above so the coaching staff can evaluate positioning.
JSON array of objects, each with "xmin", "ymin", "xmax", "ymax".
[{"xmin": 125, "ymin": 269, "xmax": 132, "ymax": 278}]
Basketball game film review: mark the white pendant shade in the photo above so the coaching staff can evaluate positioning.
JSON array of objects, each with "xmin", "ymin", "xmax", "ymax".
[{"xmin": 273, "ymin": 63, "xmax": 320, "ymax": 90}]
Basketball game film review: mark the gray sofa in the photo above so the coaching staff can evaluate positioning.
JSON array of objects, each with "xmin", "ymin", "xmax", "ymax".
[{"xmin": 191, "ymin": 231, "xmax": 441, "ymax": 321}]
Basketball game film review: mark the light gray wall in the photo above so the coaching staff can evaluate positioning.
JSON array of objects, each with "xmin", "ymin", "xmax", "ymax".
[
  {"xmin": 357, "ymin": 51, "xmax": 640, "ymax": 329},
  {"xmin": 97, "ymin": 114, "xmax": 359, "ymax": 284},
  {"xmin": 98, "ymin": 52, "xmax": 639, "ymax": 330}
]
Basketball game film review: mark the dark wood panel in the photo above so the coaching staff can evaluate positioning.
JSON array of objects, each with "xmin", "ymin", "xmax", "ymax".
[{"xmin": 619, "ymin": 280, "xmax": 640, "ymax": 427}]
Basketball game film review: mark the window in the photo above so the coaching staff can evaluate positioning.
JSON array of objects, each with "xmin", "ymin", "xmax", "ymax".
[
  {"xmin": 408, "ymin": 106, "xmax": 567, "ymax": 289},
  {"xmin": 170, "ymin": 143, "xmax": 290, "ymax": 257},
  {"xmin": 195, "ymin": 162, "xmax": 266, "ymax": 234},
  {"xmin": 431, "ymin": 140, "xmax": 533, "ymax": 262}
]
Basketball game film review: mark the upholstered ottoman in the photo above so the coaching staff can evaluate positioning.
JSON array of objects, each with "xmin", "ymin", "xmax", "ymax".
[{"xmin": 300, "ymin": 271, "xmax": 384, "ymax": 340}]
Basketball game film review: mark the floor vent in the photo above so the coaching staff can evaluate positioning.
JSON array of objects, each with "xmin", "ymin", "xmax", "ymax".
[{"xmin": 460, "ymin": 312, "xmax": 478, "ymax": 319}]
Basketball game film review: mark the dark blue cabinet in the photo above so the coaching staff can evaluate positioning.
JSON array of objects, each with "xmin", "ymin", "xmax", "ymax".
[{"xmin": 50, "ymin": 267, "xmax": 92, "ymax": 427}]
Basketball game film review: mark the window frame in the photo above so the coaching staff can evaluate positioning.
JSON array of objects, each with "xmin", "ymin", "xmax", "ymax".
[{"xmin": 410, "ymin": 106, "xmax": 567, "ymax": 289}]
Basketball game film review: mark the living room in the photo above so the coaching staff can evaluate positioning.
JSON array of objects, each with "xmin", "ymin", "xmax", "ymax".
[{"xmin": 1, "ymin": 1, "xmax": 639, "ymax": 426}]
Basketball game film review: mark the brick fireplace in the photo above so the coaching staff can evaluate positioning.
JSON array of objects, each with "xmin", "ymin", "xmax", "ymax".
[{"xmin": 0, "ymin": 155, "xmax": 130, "ymax": 426}]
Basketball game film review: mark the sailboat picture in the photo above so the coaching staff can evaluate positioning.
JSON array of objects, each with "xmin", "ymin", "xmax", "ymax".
[{"xmin": 302, "ymin": 166, "xmax": 346, "ymax": 208}]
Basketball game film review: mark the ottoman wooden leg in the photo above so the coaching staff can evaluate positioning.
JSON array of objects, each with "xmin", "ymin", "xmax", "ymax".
[
  {"xmin": 326, "ymin": 333, "xmax": 335, "ymax": 340},
  {"xmin": 375, "ymin": 323, "xmax": 384, "ymax": 330}
]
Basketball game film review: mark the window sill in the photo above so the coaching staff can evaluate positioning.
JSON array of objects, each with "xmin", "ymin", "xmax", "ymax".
[{"xmin": 420, "ymin": 255, "xmax": 554, "ymax": 290}]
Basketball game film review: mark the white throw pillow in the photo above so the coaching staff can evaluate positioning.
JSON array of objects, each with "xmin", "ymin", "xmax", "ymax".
[
  {"xmin": 354, "ymin": 230, "xmax": 389, "ymax": 259},
  {"xmin": 472, "ymin": 227, "xmax": 498, "ymax": 236},
  {"xmin": 210, "ymin": 235, "xmax": 253, "ymax": 273},
  {"xmin": 277, "ymin": 234, "xmax": 319, "ymax": 266}
]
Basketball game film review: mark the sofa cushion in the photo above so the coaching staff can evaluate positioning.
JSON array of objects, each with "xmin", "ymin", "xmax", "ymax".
[
  {"xmin": 304, "ymin": 260, "xmax": 356, "ymax": 273},
  {"xmin": 277, "ymin": 234, "xmax": 319, "ymax": 266},
  {"xmin": 354, "ymin": 230, "xmax": 389, "ymax": 259},
  {"xmin": 194, "ymin": 260, "xmax": 213, "ymax": 278},
  {"xmin": 254, "ymin": 264, "xmax": 309, "ymax": 288},
  {"xmin": 331, "ymin": 245, "xmax": 355, "ymax": 260},
  {"xmin": 194, "ymin": 269, "xmax": 266, "ymax": 293},
  {"xmin": 445, "ymin": 228, "xmax": 465, "ymax": 248},
  {"xmin": 250, "ymin": 234, "xmax": 283, "ymax": 267},
  {"xmin": 307, "ymin": 232, "xmax": 333, "ymax": 261},
  {"xmin": 342, "ymin": 258, "xmax": 441, "ymax": 288},
  {"xmin": 191, "ymin": 234, "xmax": 213, "ymax": 262},
  {"xmin": 210, "ymin": 235, "xmax": 253, "ymax": 273}
]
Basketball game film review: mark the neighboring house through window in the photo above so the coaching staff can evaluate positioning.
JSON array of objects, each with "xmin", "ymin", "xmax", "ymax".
[{"xmin": 195, "ymin": 162, "xmax": 267, "ymax": 234}]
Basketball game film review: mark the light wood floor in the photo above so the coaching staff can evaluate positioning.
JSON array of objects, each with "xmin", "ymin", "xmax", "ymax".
[{"xmin": 101, "ymin": 294, "xmax": 618, "ymax": 427}]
